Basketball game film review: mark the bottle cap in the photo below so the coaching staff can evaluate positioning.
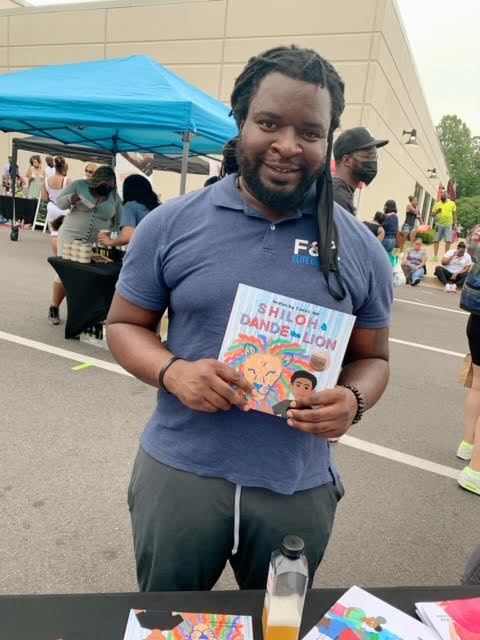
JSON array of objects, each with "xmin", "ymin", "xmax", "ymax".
[{"xmin": 280, "ymin": 535, "xmax": 305, "ymax": 559}]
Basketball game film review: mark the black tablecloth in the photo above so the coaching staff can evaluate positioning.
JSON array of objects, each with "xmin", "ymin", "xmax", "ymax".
[
  {"xmin": 48, "ymin": 257, "xmax": 122, "ymax": 339},
  {"xmin": 0, "ymin": 195, "xmax": 37, "ymax": 224},
  {"xmin": 0, "ymin": 586, "xmax": 479, "ymax": 640}
]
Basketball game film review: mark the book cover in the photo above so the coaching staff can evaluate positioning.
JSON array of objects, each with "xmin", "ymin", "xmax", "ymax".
[
  {"xmin": 122, "ymin": 610, "xmax": 253, "ymax": 640},
  {"xmin": 416, "ymin": 597, "xmax": 480, "ymax": 640},
  {"xmin": 219, "ymin": 284, "xmax": 355, "ymax": 417},
  {"xmin": 302, "ymin": 585, "xmax": 437, "ymax": 640}
]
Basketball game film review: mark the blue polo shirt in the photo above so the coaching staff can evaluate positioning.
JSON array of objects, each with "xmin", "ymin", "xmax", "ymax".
[{"xmin": 116, "ymin": 174, "xmax": 392, "ymax": 495}]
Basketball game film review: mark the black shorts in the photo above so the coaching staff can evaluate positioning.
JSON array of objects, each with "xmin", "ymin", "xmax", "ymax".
[{"xmin": 467, "ymin": 314, "xmax": 480, "ymax": 365}]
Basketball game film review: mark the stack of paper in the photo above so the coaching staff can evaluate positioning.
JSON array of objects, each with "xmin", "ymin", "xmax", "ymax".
[
  {"xmin": 416, "ymin": 597, "xmax": 480, "ymax": 639},
  {"xmin": 302, "ymin": 585, "xmax": 437, "ymax": 640}
]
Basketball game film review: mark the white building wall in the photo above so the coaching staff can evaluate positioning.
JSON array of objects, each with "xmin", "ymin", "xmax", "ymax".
[{"xmin": 0, "ymin": 0, "xmax": 447, "ymax": 207}]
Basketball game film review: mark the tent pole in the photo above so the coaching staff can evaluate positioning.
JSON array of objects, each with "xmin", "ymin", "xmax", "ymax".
[
  {"xmin": 11, "ymin": 142, "xmax": 18, "ymax": 226},
  {"xmin": 179, "ymin": 132, "xmax": 191, "ymax": 195}
]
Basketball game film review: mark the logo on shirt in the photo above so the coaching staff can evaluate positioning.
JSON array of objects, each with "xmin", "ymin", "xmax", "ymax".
[{"xmin": 291, "ymin": 238, "xmax": 336, "ymax": 267}]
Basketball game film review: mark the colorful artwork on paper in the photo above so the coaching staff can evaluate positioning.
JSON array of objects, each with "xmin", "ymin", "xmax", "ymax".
[
  {"xmin": 123, "ymin": 610, "xmax": 254, "ymax": 640},
  {"xmin": 303, "ymin": 587, "xmax": 437, "ymax": 640},
  {"xmin": 439, "ymin": 597, "xmax": 480, "ymax": 638}
]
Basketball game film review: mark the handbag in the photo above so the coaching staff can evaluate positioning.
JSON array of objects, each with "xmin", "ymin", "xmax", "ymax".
[
  {"xmin": 417, "ymin": 224, "xmax": 431, "ymax": 234},
  {"xmin": 457, "ymin": 354, "xmax": 473, "ymax": 388},
  {"xmin": 392, "ymin": 258, "xmax": 406, "ymax": 287},
  {"xmin": 460, "ymin": 260, "xmax": 480, "ymax": 315}
]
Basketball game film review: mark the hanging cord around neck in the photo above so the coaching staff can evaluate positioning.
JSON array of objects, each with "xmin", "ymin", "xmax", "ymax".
[{"xmin": 316, "ymin": 129, "xmax": 347, "ymax": 302}]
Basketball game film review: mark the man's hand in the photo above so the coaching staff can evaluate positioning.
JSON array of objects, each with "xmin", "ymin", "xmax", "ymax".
[
  {"xmin": 451, "ymin": 273, "xmax": 457, "ymax": 281},
  {"xmin": 163, "ymin": 358, "xmax": 253, "ymax": 413},
  {"xmin": 286, "ymin": 386, "xmax": 358, "ymax": 438},
  {"xmin": 70, "ymin": 193, "xmax": 81, "ymax": 205}
]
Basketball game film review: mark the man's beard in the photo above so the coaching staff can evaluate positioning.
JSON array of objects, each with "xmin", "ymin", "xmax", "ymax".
[{"xmin": 237, "ymin": 144, "xmax": 322, "ymax": 211}]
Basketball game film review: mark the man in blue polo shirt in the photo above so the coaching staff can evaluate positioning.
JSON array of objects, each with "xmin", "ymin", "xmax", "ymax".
[{"xmin": 108, "ymin": 45, "xmax": 392, "ymax": 592}]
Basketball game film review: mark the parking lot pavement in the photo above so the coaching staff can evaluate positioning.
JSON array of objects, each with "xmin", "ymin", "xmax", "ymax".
[{"xmin": 1, "ymin": 228, "xmax": 478, "ymax": 594}]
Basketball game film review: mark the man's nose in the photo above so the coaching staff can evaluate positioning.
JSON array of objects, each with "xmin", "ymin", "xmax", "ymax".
[{"xmin": 271, "ymin": 128, "xmax": 302, "ymax": 157}]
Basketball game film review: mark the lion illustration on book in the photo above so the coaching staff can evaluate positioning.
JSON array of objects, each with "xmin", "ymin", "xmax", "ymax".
[{"xmin": 224, "ymin": 333, "xmax": 310, "ymax": 413}]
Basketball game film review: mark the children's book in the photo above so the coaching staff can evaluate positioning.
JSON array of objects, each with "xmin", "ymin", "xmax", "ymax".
[
  {"xmin": 218, "ymin": 284, "xmax": 355, "ymax": 417},
  {"xmin": 122, "ymin": 610, "xmax": 253, "ymax": 640},
  {"xmin": 416, "ymin": 597, "xmax": 480, "ymax": 640},
  {"xmin": 302, "ymin": 585, "xmax": 438, "ymax": 640}
]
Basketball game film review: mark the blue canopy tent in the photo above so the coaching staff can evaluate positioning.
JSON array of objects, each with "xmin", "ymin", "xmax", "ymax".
[{"xmin": 0, "ymin": 55, "xmax": 238, "ymax": 227}]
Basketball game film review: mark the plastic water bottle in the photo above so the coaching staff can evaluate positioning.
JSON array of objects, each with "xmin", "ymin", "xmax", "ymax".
[{"xmin": 262, "ymin": 535, "xmax": 308, "ymax": 640}]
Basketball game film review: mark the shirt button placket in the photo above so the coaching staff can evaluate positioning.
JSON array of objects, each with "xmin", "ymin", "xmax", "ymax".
[{"xmin": 262, "ymin": 222, "xmax": 276, "ymax": 251}]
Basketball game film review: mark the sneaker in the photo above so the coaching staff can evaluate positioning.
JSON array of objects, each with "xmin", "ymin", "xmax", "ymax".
[
  {"xmin": 451, "ymin": 283, "xmax": 457, "ymax": 292},
  {"xmin": 457, "ymin": 441, "xmax": 473, "ymax": 461},
  {"xmin": 458, "ymin": 466, "xmax": 480, "ymax": 495},
  {"xmin": 411, "ymin": 279, "xmax": 421, "ymax": 286},
  {"xmin": 444, "ymin": 283, "xmax": 452, "ymax": 292},
  {"xmin": 48, "ymin": 305, "xmax": 60, "ymax": 325}
]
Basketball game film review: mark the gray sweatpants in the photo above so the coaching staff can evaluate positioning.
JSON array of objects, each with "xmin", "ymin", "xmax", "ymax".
[{"xmin": 128, "ymin": 447, "xmax": 344, "ymax": 591}]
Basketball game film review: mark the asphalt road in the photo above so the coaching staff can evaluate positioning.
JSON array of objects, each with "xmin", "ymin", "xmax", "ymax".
[{"xmin": 0, "ymin": 226, "xmax": 478, "ymax": 595}]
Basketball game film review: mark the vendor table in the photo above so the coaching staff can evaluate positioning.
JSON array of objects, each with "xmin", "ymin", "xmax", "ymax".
[
  {"xmin": 0, "ymin": 586, "xmax": 479, "ymax": 640},
  {"xmin": 0, "ymin": 195, "xmax": 37, "ymax": 225},
  {"xmin": 48, "ymin": 257, "xmax": 122, "ymax": 339}
]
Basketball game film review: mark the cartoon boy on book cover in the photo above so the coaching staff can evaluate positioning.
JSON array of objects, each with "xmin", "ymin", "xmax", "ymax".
[{"xmin": 273, "ymin": 370, "xmax": 318, "ymax": 418}]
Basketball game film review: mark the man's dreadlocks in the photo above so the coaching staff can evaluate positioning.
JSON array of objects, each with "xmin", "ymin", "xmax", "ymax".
[
  {"xmin": 230, "ymin": 45, "xmax": 344, "ymax": 130},
  {"xmin": 230, "ymin": 45, "xmax": 347, "ymax": 301}
]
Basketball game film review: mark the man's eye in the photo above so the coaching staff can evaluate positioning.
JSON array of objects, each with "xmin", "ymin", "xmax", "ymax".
[
  {"xmin": 303, "ymin": 131, "xmax": 320, "ymax": 141},
  {"xmin": 259, "ymin": 121, "xmax": 276, "ymax": 131}
]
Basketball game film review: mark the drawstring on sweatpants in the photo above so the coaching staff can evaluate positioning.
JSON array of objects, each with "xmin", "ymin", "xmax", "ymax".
[{"xmin": 231, "ymin": 484, "xmax": 242, "ymax": 555}]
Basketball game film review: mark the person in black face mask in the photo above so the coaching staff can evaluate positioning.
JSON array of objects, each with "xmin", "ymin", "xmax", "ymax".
[
  {"xmin": 332, "ymin": 127, "xmax": 388, "ymax": 216},
  {"xmin": 46, "ymin": 165, "xmax": 122, "ymax": 326}
]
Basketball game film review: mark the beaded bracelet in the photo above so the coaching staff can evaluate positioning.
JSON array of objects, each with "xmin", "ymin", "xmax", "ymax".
[{"xmin": 340, "ymin": 383, "xmax": 366, "ymax": 424}]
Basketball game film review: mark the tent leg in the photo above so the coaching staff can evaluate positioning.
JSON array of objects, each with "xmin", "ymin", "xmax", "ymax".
[
  {"xmin": 179, "ymin": 132, "xmax": 191, "ymax": 195},
  {"xmin": 11, "ymin": 143, "xmax": 18, "ymax": 227}
]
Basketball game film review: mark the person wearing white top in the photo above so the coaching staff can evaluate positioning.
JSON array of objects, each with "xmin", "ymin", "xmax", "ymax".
[
  {"xmin": 434, "ymin": 242, "xmax": 473, "ymax": 292},
  {"xmin": 45, "ymin": 155, "xmax": 55, "ymax": 178},
  {"xmin": 41, "ymin": 156, "xmax": 70, "ymax": 255}
]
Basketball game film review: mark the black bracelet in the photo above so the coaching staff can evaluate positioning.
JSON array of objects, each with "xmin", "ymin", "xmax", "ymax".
[
  {"xmin": 340, "ymin": 383, "xmax": 366, "ymax": 424},
  {"xmin": 158, "ymin": 356, "xmax": 183, "ymax": 394}
]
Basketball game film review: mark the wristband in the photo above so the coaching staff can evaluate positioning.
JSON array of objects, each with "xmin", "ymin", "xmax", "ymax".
[
  {"xmin": 158, "ymin": 356, "xmax": 183, "ymax": 394},
  {"xmin": 340, "ymin": 383, "xmax": 366, "ymax": 424}
]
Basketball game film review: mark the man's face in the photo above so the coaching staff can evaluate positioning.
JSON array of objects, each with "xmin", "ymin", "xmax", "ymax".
[
  {"xmin": 413, "ymin": 240, "xmax": 422, "ymax": 252},
  {"xmin": 292, "ymin": 377, "xmax": 314, "ymax": 401},
  {"xmin": 456, "ymin": 246, "xmax": 466, "ymax": 256},
  {"xmin": 344, "ymin": 147, "xmax": 378, "ymax": 185},
  {"xmin": 238, "ymin": 72, "xmax": 332, "ymax": 212},
  {"xmin": 441, "ymin": 191, "xmax": 447, "ymax": 202}
]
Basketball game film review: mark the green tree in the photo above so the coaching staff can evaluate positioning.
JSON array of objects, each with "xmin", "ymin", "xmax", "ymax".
[
  {"xmin": 437, "ymin": 115, "xmax": 480, "ymax": 198},
  {"xmin": 456, "ymin": 195, "xmax": 480, "ymax": 233}
]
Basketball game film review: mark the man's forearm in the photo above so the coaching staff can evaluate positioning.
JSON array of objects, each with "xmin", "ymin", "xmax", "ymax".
[
  {"xmin": 338, "ymin": 358, "xmax": 389, "ymax": 410},
  {"xmin": 106, "ymin": 323, "xmax": 174, "ymax": 387}
]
